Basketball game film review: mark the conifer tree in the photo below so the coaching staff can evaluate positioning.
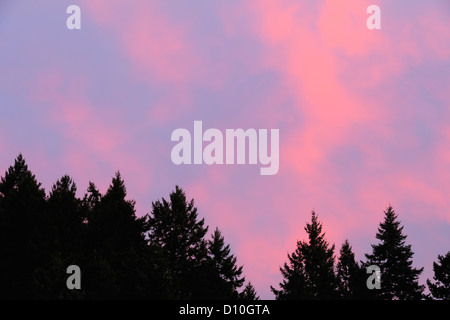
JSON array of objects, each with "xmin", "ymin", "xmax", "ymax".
[
  {"xmin": 271, "ymin": 211, "xmax": 338, "ymax": 299},
  {"xmin": 208, "ymin": 227, "xmax": 245, "ymax": 299},
  {"xmin": 427, "ymin": 251, "xmax": 450, "ymax": 300},
  {"xmin": 239, "ymin": 282, "xmax": 260, "ymax": 300},
  {"xmin": 83, "ymin": 182, "xmax": 101, "ymax": 214},
  {"xmin": 148, "ymin": 185, "xmax": 209, "ymax": 299},
  {"xmin": 48, "ymin": 175, "xmax": 85, "ymax": 260},
  {"xmin": 365, "ymin": 206, "xmax": 424, "ymax": 299},
  {"xmin": 336, "ymin": 240, "xmax": 368, "ymax": 299},
  {"xmin": 0, "ymin": 154, "xmax": 56, "ymax": 298},
  {"xmin": 89, "ymin": 172, "xmax": 148, "ymax": 252},
  {"xmin": 84, "ymin": 172, "xmax": 163, "ymax": 299},
  {"xmin": 45, "ymin": 175, "xmax": 86, "ymax": 299}
]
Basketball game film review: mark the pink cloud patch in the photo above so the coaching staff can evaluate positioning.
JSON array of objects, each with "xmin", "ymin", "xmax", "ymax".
[{"xmin": 83, "ymin": 0, "xmax": 199, "ymax": 85}]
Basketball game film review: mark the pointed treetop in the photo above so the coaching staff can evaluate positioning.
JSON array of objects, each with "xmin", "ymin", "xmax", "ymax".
[
  {"xmin": 87, "ymin": 181, "xmax": 100, "ymax": 196},
  {"xmin": 105, "ymin": 171, "xmax": 127, "ymax": 200},
  {"xmin": 50, "ymin": 175, "xmax": 77, "ymax": 198},
  {"xmin": 375, "ymin": 205, "xmax": 406, "ymax": 245},
  {"xmin": 427, "ymin": 251, "xmax": 450, "ymax": 300},
  {"xmin": 170, "ymin": 185, "xmax": 190, "ymax": 208},
  {"xmin": 340, "ymin": 239, "xmax": 352, "ymax": 253},
  {"xmin": 240, "ymin": 282, "xmax": 260, "ymax": 300},
  {"xmin": 0, "ymin": 153, "xmax": 44, "ymax": 197},
  {"xmin": 5, "ymin": 153, "xmax": 28, "ymax": 178},
  {"xmin": 384, "ymin": 205, "xmax": 399, "ymax": 224},
  {"xmin": 272, "ymin": 210, "xmax": 337, "ymax": 299},
  {"xmin": 84, "ymin": 181, "xmax": 101, "ymax": 206},
  {"xmin": 208, "ymin": 226, "xmax": 245, "ymax": 296},
  {"xmin": 15, "ymin": 153, "xmax": 26, "ymax": 168},
  {"xmin": 305, "ymin": 210, "xmax": 327, "ymax": 246},
  {"xmin": 209, "ymin": 227, "xmax": 231, "ymax": 271},
  {"xmin": 365, "ymin": 205, "xmax": 424, "ymax": 299}
]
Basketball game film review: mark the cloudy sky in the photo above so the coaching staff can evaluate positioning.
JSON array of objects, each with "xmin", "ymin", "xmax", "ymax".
[{"xmin": 1, "ymin": 0, "xmax": 449, "ymax": 298}]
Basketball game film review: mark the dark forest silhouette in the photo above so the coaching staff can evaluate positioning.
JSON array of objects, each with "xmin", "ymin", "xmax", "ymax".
[{"xmin": 0, "ymin": 155, "xmax": 448, "ymax": 300}]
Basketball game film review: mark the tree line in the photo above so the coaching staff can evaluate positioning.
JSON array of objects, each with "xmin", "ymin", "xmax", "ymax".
[
  {"xmin": 272, "ymin": 209, "xmax": 449, "ymax": 300},
  {"xmin": 0, "ymin": 155, "xmax": 448, "ymax": 300}
]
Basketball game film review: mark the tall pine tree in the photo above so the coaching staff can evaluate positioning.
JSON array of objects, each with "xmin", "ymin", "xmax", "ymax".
[
  {"xmin": 336, "ymin": 240, "xmax": 368, "ymax": 299},
  {"xmin": 43, "ymin": 175, "xmax": 86, "ymax": 299},
  {"xmin": 365, "ymin": 206, "xmax": 424, "ymax": 299},
  {"xmin": 84, "ymin": 172, "xmax": 163, "ymax": 299},
  {"xmin": 427, "ymin": 251, "xmax": 450, "ymax": 300},
  {"xmin": 271, "ymin": 211, "xmax": 338, "ymax": 299},
  {"xmin": 207, "ymin": 227, "xmax": 245, "ymax": 299},
  {"xmin": 148, "ymin": 185, "xmax": 210, "ymax": 299},
  {"xmin": 48, "ymin": 175, "xmax": 85, "ymax": 261},
  {"xmin": 0, "ymin": 154, "xmax": 56, "ymax": 298}
]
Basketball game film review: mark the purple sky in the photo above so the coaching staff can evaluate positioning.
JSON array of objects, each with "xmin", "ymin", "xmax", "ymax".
[{"xmin": 1, "ymin": 0, "xmax": 450, "ymax": 299}]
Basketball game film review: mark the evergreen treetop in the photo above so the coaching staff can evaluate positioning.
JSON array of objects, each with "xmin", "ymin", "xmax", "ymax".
[
  {"xmin": 208, "ymin": 227, "xmax": 245, "ymax": 299},
  {"xmin": 427, "ymin": 251, "xmax": 450, "ymax": 300},
  {"xmin": 365, "ymin": 206, "xmax": 424, "ymax": 300},
  {"xmin": 271, "ymin": 211, "xmax": 337, "ymax": 299},
  {"xmin": 239, "ymin": 282, "xmax": 260, "ymax": 300}
]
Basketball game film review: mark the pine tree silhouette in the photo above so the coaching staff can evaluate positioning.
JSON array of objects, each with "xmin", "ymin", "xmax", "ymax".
[
  {"xmin": 84, "ymin": 172, "xmax": 164, "ymax": 299},
  {"xmin": 45, "ymin": 175, "xmax": 86, "ymax": 299},
  {"xmin": 336, "ymin": 239, "xmax": 368, "ymax": 299},
  {"xmin": 364, "ymin": 206, "xmax": 424, "ymax": 299},
  {"xmin": 48, "ymin": 175, "xmax": 85, "ymax": 261},
  {"xmin": 148, "ymin": 185, "xmax": 210, "ymax": 299},
  {"xmin": 207, "ymin": 227, "xmax": 245, "ymax": 299},
  {"xmin": 0, "ymin": 156, "xmax": 265, "ymax": 300},
  {"xmin": 427, "ymin": 251, "xmax": 450, "ymax": 300},
  {"xmin": 0, "ymin": 154, "xmax": 56, "ymax": 298},
  {"xmin": 271, "ymin": 211, "xmax": 338, "ymax": 299},
  {"xmin": 239, "ymin": 282, "xmax": 260, "ymax": 300}
]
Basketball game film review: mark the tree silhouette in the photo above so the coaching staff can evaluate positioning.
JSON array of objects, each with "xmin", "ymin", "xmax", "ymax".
[
  {"xmin": 148, "ymin": 185, "xmax": 210, "ymax": 299},
  {"xmin": 4, "ymin": 154, "xmax": 440, "ymax": 301},
  {"xmin": 207, "ymin": 227, "xmax": 245, "ymax": 299},
  {"xmin": 45, "ymin": 175, "xmax": 86, "ymax": 299},
  {"xmin": 271, "ymin": 211, "xmax": 338, "ymax": 299},
  {"xmin": 336, "ymin": 240, "xmax": 368, "ymax": 299},
  {"xmin": 0, "ymin": 155, "xmax": 255, "ymax": 300},
  {"xmin": 427, "ymin": 251, "xmax": 450, "ymax": 300},
  {"xmin": 364, "ymin": 206, "xmax": 424, "ymax": 299},
  {"xmin": 0, "ymin": 154, "xmax": 56, "ymax": 298},
  {"xmin": 239, "ymin": 282, "xmax": 260, "ymax": 300},
  {"xmin": 85, "ymin": 172, "xmax": 165, "ymax": 299},
  {"xmin": 48, "ymin": 176, "xmax": 85, "ymax": 261}
]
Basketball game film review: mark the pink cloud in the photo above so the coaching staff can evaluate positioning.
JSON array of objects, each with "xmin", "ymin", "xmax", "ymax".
[
  {"xmin": 318, "ymin": 1, "xmax": 381, "ymax": 56},
  {"xmin": 146, "ymin": 88, "xmax": 193, "ymax": 126},
  {"xmin": 33, "ymin": 70, "xmax": 126, "ymax": 155},
  {"xmin": 83, "ymin": 0, "xmax": 200, "ymax": 85},
  {"xmin": 81, "ymin": 0, "xmax": 229, "ymax": 135},
  {"xmin": 227, "ymin": 1, "xmax": 381, "ymax": 180},
  {"xmin": 235, "ymin": 0, "xmax": 450, "ymax": 201}
]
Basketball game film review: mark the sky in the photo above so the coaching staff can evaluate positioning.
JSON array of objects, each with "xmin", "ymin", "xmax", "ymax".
[{"xmin": 1, "ymin": 0, "xmax": 449, "ymax": 299}]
